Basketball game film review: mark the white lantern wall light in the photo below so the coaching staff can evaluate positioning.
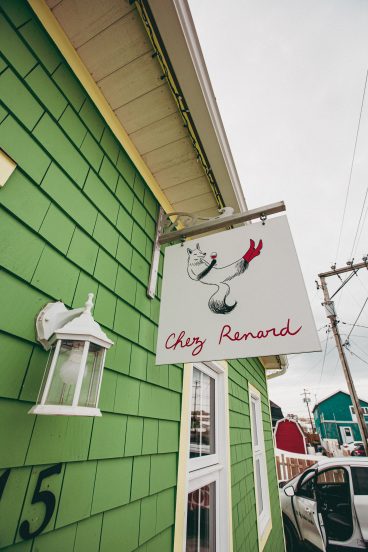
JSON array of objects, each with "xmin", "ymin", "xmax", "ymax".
[{"xmin": 29, "ymin": 293, "xmax": 113, "ymax": 416}]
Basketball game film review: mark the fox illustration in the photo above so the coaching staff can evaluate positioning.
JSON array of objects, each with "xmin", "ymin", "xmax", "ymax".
[{"xmin": 186, "ymin": 239, "xmax": 263, "ymax": 314}]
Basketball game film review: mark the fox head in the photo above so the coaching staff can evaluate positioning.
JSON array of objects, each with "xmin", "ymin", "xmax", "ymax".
[{"xmin": 187, "ymin": 243, "xmax": 206, "ymax": 265}]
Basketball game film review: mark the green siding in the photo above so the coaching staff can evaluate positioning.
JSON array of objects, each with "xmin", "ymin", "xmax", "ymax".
[
  {"xmin": 228, "ymin": 358, "xmax": 284, "ymax": 552},
  {"xmin": 0, "ymin": 3, "xmax": 284, "ymax": 551},
  {"xmin": 0, "ymin": 5, "xmax": 180, "ymax": 551}
]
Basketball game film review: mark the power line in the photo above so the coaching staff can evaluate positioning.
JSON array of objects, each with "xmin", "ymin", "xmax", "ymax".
[
  {"xmin": 335, "ymin": 68, "xmax": 368, "ymax": 264},
  {"xmin": 346, "ymin": 347, "xmax": 368, "ymax": 367},
  {"xmin": 344, "ymin": 296, "xmax": 368, "ymax": 345},
  {"xmin": 350, "ymin": 184, "xmax": 368, "ymax": 261},
  {"xmin": 318, "ymin": 328, "xmax": 331, "ymax": 386}
]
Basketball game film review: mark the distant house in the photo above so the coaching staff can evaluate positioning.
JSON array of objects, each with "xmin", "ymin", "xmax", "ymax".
[
  {"xmin": 274, "ymin": 418, "xmax": 307, "ymax": 454},
  {"xmin": 313, "ymin": 390, "xmax": 368, "ymax": 444},
  {"xmin": 270, "ymin": 400, "xmax": 284, "ymax": 428}
]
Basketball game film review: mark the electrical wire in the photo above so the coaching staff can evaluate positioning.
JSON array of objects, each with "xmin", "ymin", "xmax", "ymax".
[
  {"xmin": 335, "ymin": 68, "xmax": 368, "ymax": 264},
  {"xmin": 318, "ymin": 328, "xmax": 331, "ymax": 385},
  {"xmin": 350, "ymin": 184, "xmax": 368, "ymax": 261},
  {"xmin": 342, "ymin": 321, "xmax": 368, "ymax": 330},
  {"xmin": 344, "ymin": 296, "xmax": 368, "ymax": 344},
  {"xmin": 347, "ymin": 347, "xmax": 368, "ymax": 367}
]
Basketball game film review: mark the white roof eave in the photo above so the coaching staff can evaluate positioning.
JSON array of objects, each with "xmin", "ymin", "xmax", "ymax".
[{"xmin": 148, "ymin": 0, "xmax": 247, "ymax": 213}]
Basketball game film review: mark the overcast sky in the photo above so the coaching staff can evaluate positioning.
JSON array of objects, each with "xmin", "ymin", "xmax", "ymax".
[{"xmin": 189, "ymin": 0, "xmax": 368, "ymax": 417}]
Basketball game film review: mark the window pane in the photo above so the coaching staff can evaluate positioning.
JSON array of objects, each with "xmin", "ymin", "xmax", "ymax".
[
  {"xmin": 190, "ymin": 368, "xmax": 215, "ymax": 458},
  {"xmin": 251, "ymin": 399, "xmax": 259, "ymax": 447},
  {"xmin": 256, "ymin": 458, "xmax": 264, "ymax": 515},
  {"xmin": 352, "ymin": 467, "xmax": 368, "ymax": 495},
  {"xmin": 186, "ymin": 482, "xmax": 216, "ymax": 552}
]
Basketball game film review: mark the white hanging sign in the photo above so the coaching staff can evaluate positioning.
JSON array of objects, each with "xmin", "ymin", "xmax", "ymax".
[{"xmin": 156, "ymin": 216, "xmax": 321, "ymax": 364}]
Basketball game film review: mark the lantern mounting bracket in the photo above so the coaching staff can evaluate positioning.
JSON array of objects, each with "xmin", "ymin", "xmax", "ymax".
[
  {"xmin": 147, "ymin": 200, "xmax": 286, "ymax": 299},
  {"xmin": 36, "ymin": 301, "xmax": 85, "ymax": 350}
]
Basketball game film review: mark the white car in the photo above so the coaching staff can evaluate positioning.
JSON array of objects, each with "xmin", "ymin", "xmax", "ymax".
[{"xmin": 280, "ymin": 457, "xmax": 368, "ymax": 551}]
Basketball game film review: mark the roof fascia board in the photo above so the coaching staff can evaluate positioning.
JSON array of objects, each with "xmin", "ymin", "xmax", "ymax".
[
  {"xmin": 148, "ymin": 0, "xmax": 247, "ymax": 212},
  {"xmin": 28, "ymin": 0, "xmax": 174, "ymax": 215}
]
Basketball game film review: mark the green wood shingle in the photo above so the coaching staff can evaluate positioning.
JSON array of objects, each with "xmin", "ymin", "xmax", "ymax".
[
  {"xmin": 32, "ymin": 245, "xmax": 80, "ymax": 305},
  {"xmin": 0, "ymin": 14, "xmax": 36, "ymax": 77},
  {"xmin": 114, "ymin": 300, "xmax": 140, "ymax": 341},
  {"xmin": 93, "ymin": 214, "xmax": 119, "ymax": 256},
  {"xmin": 142, "ymin": 419, "xmax": 158, "ymax": 455},
  {"xmin": 156, "ymin": 488, "xmax": 175, "ymax": 533},
  {"xmin": 79, "ymin": 98, "xmax": 104, "ymax": 141},
  {"xmin": 19, "ymin": 18, "xmax": 62, "ymax": 73},
  {"xmin": 26, "ymin": 65, "xmax": 67, "ymax": 119},
  {"xmin": 0, "ymin": 208, "xmax": 44, "ymax": 281},
  {"xmin": 131, "ymin": 455, "xmax": 150, "ymax": 500},
  {"xmin": 149, "ymin": 454, "xmax": 176, "ymax": 495},
  {"xmin": 0, "ymin": 271, "xmax": 48, "ymax": 341},
  {"xmin": 0, "ymin": 68, "xmax": 43, "ymax": 130},
  {"xmin": 39, "ymin": 204, "xmax": 75, "ymax": 254},
  {"xmin": 80, "ymin": 133, "xmax": 103, "ymax": 172},
  {"xmin": 52, "ymin": 63, "xmax": 86, "ymax": 111},
  {"xmin": 0, "ymin": 466, "xmax": 32, "ymax": 548},
  {"xmin": 26, "ymin": 415, "xmax": 93, "ymax": 465},
  {"xmin": 139, "ymin": 494, "xmax": 157, "ymax": 545},
  {"xmin": 74, "ymin": 514, "xmax": 103, "ymax": 552},
  {"xmin": 94, "ymin": 248, "xmax": 118, "ymax": 289},
  {"xmin": 125, "ymin": 416, "xmax": 143, "ymax": 456},
  {"xmin": 92, "ymin": 457, "xmax": 132, "ymax": 514},
  {"xmin": 93, "ymin": 286, "xmax": 116, "ymax": 328},
  {"xmin": 99, "ymin": 155, "xmax": 118, "ymax": 193},
  {"xmin": 100, "ymin": 501, "xmax": 140, "ymax": 552},
  {"xmin": 0, "ymin": 399, "xmax": 35, "ymax": 468},
  {"xmin": 32, "ymin": 523, "xmax": 77, "ymax": 552},
  {"xmin": 0, "ymin": 170, "xmax": 50, "ymax": 231},
  {"xmin": 67, "ymin": 228, "xmax": 98, "ymax": 274},
  {"xmin": 116, "ymin": 175, "xmax": 134, "ymax": 212},
  {"xmin": 89, "ymin": 413, "xmax": 127, "ymax": 460},
  {"xmin": 33, "ymin": 113, "xmax": 88, "ymax": 188},
  {"xmin": 0, "ymin": 0, "xmax": 33, "ymax": 27},
  {"xmin": 59, "ymin": 105, "xmax": 87, "ymax": 147},
  {"xmin": 0, "ymin": 115, "xmax": 50, "ymax": 184},
  {"xmin": 56, "ymin": 460, "xmax": 97, "ymax": 528},
  {"xmin": 115, "ymin": 265, "xmax": 136, "ymax": 305},
  {"xmin": 41, "ymin": 163, "xmax": 97, "ymax": 233},
  {"xmin": 19, "ymin": 346, "xmax": 49, "ymax": 403},
  {"xmin": 100, "ymin": 127, "xmax": 119, "ymax": 164},
  {"xmin": 0, "ymin": 333, "xmax": 32, "ymax": 399}
]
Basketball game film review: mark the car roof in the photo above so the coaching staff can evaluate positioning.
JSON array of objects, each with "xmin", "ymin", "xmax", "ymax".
[{"xmin": 315, "ymin": 457, "xmax": 368, "ymax": 467}]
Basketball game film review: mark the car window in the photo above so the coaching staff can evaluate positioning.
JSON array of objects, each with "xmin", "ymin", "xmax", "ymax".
[
  {"xmin": 297, "ymin": 471, "xmax": 316, "ymax": 500},
  {"xmin": 351, "ymin": 467, "xmax": 368, "ymax": 495},
  {"xmin": 317, "ymin": 468, "xmax": 348, "ymax": 485}
]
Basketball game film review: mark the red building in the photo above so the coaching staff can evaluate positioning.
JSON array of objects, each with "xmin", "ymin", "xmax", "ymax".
[{"xmin": 275, "ymin": 418, "xmax": 307, "ymax": 454}]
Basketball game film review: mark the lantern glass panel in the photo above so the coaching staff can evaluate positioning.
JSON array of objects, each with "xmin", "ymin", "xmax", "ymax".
[
  {"xmin": 79, "ymin": 343, "xmax": 104, "ymax": 407},
  {"xmin": 45, "ymin": 340, "xmax": 85, "ymax": 406}
]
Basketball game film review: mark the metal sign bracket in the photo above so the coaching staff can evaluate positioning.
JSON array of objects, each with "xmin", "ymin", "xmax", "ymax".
[{"xmin": 147, "ymin": 200, "xmax": 286, "ymax": 299}]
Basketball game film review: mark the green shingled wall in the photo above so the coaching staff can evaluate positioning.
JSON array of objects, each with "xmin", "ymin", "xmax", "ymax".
[
  {"xmin": 0, "ymin": 3, "xmax": 178, "ymax": 550},
  {"xmin": 0, "ymin": 2, "xmax": 284, "ymax": 551},
  {"xmin": 228, "ymin": 358, "xmax": 284, "ymax": 552}
]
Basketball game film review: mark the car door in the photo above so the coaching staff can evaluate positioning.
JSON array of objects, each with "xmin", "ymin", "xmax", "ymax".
[
  {"xmin": 351, "ymin": 465, "xmax": 368, "ymax": 546},
  {"xmin": 293, "ymin": 470, "xmax": 326, "ymax": 551},
  {"xmin": 315, "ymin": 466, "xmax": 365, "ymax": 550}
]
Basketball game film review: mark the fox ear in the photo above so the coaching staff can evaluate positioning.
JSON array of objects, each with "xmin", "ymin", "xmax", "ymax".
[
  {"xmin": 196, "ymin": 243, "xmax": 200, "ymax": 250},
  {"xmin": 187, "ymin": 248, "xmax": 193, "ymax": 254}
]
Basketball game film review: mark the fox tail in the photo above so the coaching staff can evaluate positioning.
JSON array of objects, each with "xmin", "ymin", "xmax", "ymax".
[{"xmin": 208, "ymin": 283, "xmax": 237, "ymax": 315}]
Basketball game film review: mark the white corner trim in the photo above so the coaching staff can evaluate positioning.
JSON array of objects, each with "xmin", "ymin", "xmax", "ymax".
[
  {"xmin": 172, "ymin": 0, "xmax": 247, "ymax": 213},
  {"xmin": 0, "ymin": 149, "xmax": 17, "ymax": 187}
]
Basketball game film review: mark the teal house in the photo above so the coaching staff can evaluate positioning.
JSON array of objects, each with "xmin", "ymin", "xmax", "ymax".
[{"xmin": 313, "ymin": 390, "xmax": 368, "ymax": 444}]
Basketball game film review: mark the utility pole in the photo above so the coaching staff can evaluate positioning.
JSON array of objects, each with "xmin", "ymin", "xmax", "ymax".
[
  {"xmin": 301, "ymin": 388, "xmax": 315, "ymax": 432},
  {"xmin": 318, "ymin": 260, "xmax": 368, "ymax": 456}
]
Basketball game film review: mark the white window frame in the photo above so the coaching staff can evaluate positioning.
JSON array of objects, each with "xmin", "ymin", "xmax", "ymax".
[
  {"xmin": 176, "ymin": 361, "xmax": 231, "ymax": 552},
  {"xmin": 249, "ymin": 384, "xmax": 272, "ymax": 549}
]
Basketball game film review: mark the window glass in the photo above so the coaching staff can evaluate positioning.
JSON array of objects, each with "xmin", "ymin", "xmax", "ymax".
[
  {"xmin": 255, "ymin": 459, "xmax": 264, "ymax": 514},
  {"xmin": 251, "ymin": 399, "xmax": 259, "ymax": 447},
  {"xmin": 352, "ymin": 467, "xmax": 368, "ymax": 495},
  {"xmin": 190, "ymin": 368, "xmax": 215, "ymax": 458},
  {"xmin": 317, "ymin": 468, "xmax": 348, "ymax": 485},
  {"xmin": 297, "ymin": 473, "xmax": 315, "ymax": 500},
  {"xmin": 186, "ymin": 482, "xmax": 216, "ymax": 551}
]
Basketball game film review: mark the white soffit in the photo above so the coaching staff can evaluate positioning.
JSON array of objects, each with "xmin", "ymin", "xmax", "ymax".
[{"xmin": 148, "ymin": 0, "xmax": 247, "ymax": 213}]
